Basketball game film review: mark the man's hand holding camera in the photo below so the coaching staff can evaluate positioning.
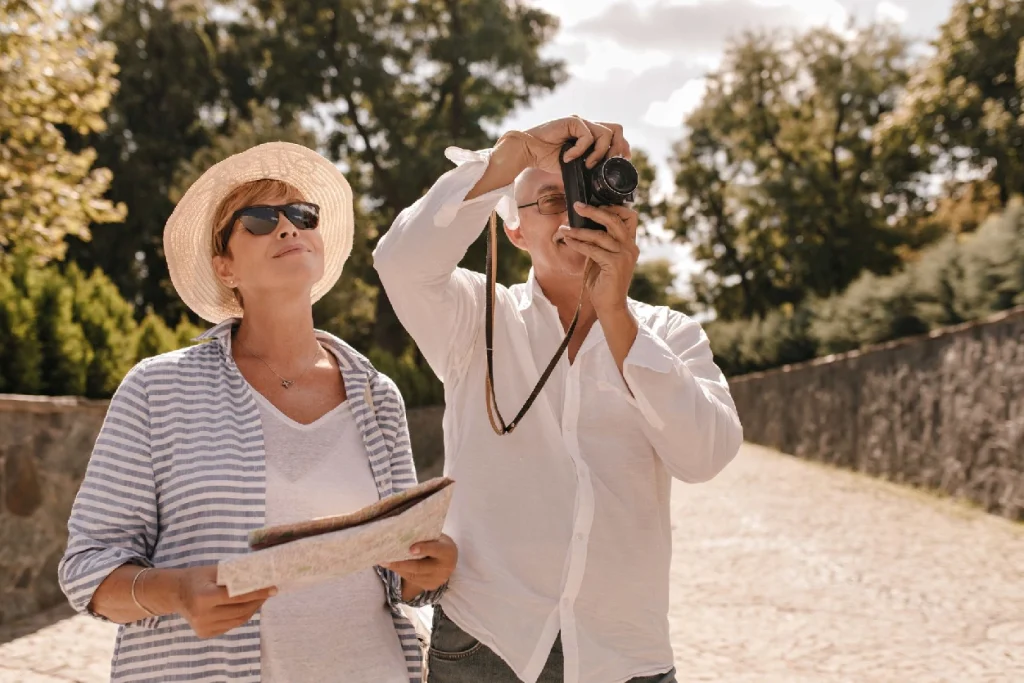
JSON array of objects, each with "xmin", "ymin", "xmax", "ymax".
[
  {"xmin": 468, "ymin": 116, "xmax": 630, "ymax": 202},
  {"xmin": 466, "ymin": 115, "xmax": 643, "ymax": 373},
  {"xmin": 524, "ymin": 116, "xmax": 642, "ymax": 370},
  {"xmin": 562, "ymin": 201, "xmax": 641, "ymax": 373},
  {"xmin": 499, "ymin": 116, "xmax": 632, "ymax": 174},
  {"xmin": 559, "ymin": 203, "xmax": 640, "ymax": 313}
]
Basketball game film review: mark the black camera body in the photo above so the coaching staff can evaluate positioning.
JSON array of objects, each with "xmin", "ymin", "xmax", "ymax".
[{"xmin": 559, "ymin": 139, "xmax": 639, "ymax": 231}]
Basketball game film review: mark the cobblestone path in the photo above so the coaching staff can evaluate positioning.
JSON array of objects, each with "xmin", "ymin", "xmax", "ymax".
[{"xmin": 2, "ymin": 444, "xmax": 1021, "ymax": 682}]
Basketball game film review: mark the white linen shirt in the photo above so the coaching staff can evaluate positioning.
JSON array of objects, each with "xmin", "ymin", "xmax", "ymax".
[{"xmin": 372, "ymin": 147, "xmax": 744, "ymax": 683}]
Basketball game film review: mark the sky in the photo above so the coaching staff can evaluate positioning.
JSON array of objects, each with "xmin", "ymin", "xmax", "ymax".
[
  {"xmin": 60, "ymin": 0, "xmax": 958, "ymax": 290},
  {"xmin": 504, "ymin": 0, "xmax": 958, "ymax": 285}
]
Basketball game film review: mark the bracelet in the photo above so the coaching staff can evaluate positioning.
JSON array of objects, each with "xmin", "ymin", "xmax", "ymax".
[{"xmin": 131, "ymin": 567, "xmax": 158, "ymax": 618}]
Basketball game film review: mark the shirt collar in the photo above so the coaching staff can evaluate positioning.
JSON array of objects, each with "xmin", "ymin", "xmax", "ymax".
[
  {"xmin": 193, "ymin": 317, "xmax": 360, "ymax": 375},
  {"xmin": 517, "ymin": 268, "xmax": 542, "ymax": 311},
  {"xmin": 520, "ymin": 268, "xmax": 641, "ymax": 315}
]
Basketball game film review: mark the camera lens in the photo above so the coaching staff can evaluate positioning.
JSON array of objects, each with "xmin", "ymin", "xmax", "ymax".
[{"xmin": 591, "ymin": 157, "xmax": 639, "ymax": 203}]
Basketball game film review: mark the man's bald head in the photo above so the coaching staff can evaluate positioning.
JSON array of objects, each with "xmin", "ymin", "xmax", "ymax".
[{"xmin": 514, "ymin": 167, "xmax": 564, "ymax": 208}]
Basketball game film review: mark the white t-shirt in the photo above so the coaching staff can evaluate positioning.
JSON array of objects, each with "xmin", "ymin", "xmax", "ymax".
[{"xmin": 252, "ymin": 385, "xmax": 408, "ymax": 683}]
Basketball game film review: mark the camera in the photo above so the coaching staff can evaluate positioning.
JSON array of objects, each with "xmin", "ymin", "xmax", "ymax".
[{"xmin": 559, "ymin": 139, "xmax": 639, "ymax": 230}]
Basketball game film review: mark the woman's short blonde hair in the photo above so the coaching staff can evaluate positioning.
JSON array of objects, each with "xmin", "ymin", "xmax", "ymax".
[
  {"xmin": 211, "ymin": 179, "xmax": 307, "ymax": 258},
  {"xmin": 210, "ymin": 179, "xmax": 306, "ymax": 306}
]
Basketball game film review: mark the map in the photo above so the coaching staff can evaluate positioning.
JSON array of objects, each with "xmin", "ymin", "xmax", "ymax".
[{"xmin": 217, "ymin": 477, "xmax": 455, "ymax": 597}]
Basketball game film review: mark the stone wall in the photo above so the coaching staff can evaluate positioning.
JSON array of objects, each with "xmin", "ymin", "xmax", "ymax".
[
  {"xmin": 0, "ymin": 397, "xmax": 446, "ymax": 628},
  {"xmin": 0, "ymin": 395, "xmax": 108, "ymax": 627},
  {"xmin": 729, "ymin": 306, "xmax": 1024, "ymax": 521}
]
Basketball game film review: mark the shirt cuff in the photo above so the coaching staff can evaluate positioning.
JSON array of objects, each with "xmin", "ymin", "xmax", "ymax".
[{"xmin": 433, "ymin": 146, "xmax": 520, "ymax": 230}]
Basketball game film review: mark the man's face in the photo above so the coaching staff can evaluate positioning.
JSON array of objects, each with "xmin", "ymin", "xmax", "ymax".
[{"xmin": 509, "ymin": 168, "xmax": 588, "ymax": 277}]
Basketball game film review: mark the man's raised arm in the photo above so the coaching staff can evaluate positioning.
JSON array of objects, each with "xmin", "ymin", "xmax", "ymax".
[
  {"xmin": 373, "ymin": 116, "xmax": 616, "ymax": 384},
  {"xmin": 372, "ymin": 142, "xmax": 528, "ymax": 384}
]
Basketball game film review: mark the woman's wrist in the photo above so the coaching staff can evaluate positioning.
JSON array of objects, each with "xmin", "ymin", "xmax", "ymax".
[
  {"xmin": 400, "ymin": 578, "xmax": 425, "ymax": 602},
  {"xmin": 136, "ymin": 567, "xmax": 184, "ymax": 617}
]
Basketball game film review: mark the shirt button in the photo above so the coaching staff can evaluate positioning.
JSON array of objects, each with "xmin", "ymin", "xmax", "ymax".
[{"xmin": 576, "ymin": 533, "xmax": 584, "ymax": 541}]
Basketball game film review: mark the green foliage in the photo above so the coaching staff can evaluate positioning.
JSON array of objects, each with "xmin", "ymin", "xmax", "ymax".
[
  {"xmin": 68, "ymin": 265, "xmax": 138, "ymax": 397},
  {"xmin": 628, "ymin": 149, "xmax": 660, "ymax": 226},
  {"xmin": 956, "ymin": 204, "xmax": 1024, "ymax": 313},
  {"xmin": 0, "ymin": 267, "xmax": 41, "ymax": 393},
  {"xmin": 244, "ymin": 0, "xmax": 565, "ymax": 353},
  {"xmin": 174, "ymin": 315, "xmax": 205, "ymax": 348},
  {"xmin": 367, "ymin": 346, "xmax": 444, "ymax": 410},
  {"xmin": 0, "ymin": 0, "xmax": 125, "ymax": 266},
  {"xmin": 810, "ymin": 272, "xmax": 929, "ymax": 355},
  {"xmin": 65, "ymin": 0, "xmax": 564, "ymax": 351},
  {"xmin": 878, "ymin": 0, "xmax": 1024, "ymax": 206},
  {"xmin": 665, "ymin": 23, "xmax": 932, "ymax": 321},
  {"xmin": 706, "ymin": 306, "xmax": 816, "ymax": 377},
  {"xmin": 711, "ymin": 203, "xmax": 1024, "ymax": 376},
  {"xmin": 32, "ymin": 267, "xmax": 93, "ymax": 396},
  {"xmin": 65, "ymin": 0, "xmax": 243, "ymax": 321},
  {"xmin": 629, "ymin": 259, "xmax": 692, "ymax": 312},
  {"xmin": 0, "ymin": 263, "xmax": 205, "ymax": 397},
  {"xmin": 136, "ymin": 310, "xmax": 179, "ymax": 361}
]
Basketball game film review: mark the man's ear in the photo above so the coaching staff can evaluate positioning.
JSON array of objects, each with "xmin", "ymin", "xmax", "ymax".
[{"xmin": 503, "ymin": 223, "xmax": 528, "ymax": 251}]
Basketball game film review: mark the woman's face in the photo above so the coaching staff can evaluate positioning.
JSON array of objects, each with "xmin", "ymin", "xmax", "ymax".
[{"xmin": 212, "ymin": 181, "xmax": 325, "ymax": 307}]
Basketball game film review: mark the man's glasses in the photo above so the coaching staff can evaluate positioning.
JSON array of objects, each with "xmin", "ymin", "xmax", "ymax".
[
  {"xmin": 220, "ymin": 202, "xmax": 320, "ymax": 252},
  {"xmin": 517, "ymin": 193, "xmax": 567, "ymax": 216}
]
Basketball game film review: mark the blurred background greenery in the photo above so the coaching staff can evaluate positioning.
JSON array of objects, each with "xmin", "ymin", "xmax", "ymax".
[{"xmin": 1, "ymin": 0, "xmax": 1022, "ymax": 403}]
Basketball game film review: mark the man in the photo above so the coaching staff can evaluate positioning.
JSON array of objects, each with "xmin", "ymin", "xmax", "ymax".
[{"xmin": 374, "ymin": 116, "xmax": 743, "ymax": 683}]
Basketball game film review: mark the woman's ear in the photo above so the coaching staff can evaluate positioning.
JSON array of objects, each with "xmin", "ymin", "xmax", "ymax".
[{"xmin": 212, "ymin": 254, "xmax": 236, "ymax": 289}]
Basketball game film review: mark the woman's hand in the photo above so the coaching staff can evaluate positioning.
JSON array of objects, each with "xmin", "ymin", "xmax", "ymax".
[
  {"xmin": 173, "ymin": 565, "xmax": 277, "ymax": 639},
  {"xmin": 384, "ymin": 534, "xmax": 459, "ymax": 598}
]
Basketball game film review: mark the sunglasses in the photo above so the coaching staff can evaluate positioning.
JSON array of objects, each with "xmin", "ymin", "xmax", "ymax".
[{"xmin": 220, "ymin": 202, "xmax": 320, "ymax": 252}]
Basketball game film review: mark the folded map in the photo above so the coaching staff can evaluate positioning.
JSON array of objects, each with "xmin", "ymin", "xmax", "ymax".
[{"xmin": 217, "ymin": 477, "xmax": 454, "ymax": 597}]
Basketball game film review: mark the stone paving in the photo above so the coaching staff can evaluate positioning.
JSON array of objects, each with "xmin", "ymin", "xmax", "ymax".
[{"xmin": 2, "ymin": 444, "xmax": 1022, "ymax": 682}]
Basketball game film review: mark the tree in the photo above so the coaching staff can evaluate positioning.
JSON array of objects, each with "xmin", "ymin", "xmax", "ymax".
[
  {"xmin": 65, "ymin": 0, "xmax": 242, "ymax": 316},
  {"xmin": 136, "ymin": 310, "xmax": 178, "ymax": 361},
  {"xmin": 67, "ymin": 0, "xmax": 564, "ymax": 347},
  {"xmin": 0, "ymin": 0, "xmax": 125, "ymax": 266},
  {"xmin": 629, "ymin": 259, "xmax": 692, "ymax": 312},
  {"xmin": 878, "ymin": 0, "xmax": 1024, "ymax": 207},
  {"xmin": 67, "ymin": 264, "xmax": 139, "ymax": 397},
  {"xmin": 665, "ymin": 24, "xmax": 932, "ymax": 321},
  {"xmin": 0, "ymin": 258, "xmax": 205, "ymax": 396},
  {"xmin": 707, "ymin": 200, "xmax": 1024, "ymax": 377},
  {"xmin": 32, "ymin": 266, "xmax": 93, "ymax": 396},
  {"xmin": 244, "ymin": 0, "xmax": 566, "ymax": 353},
  {"xmin": 0, "ymin": 266, "xmax": 42, "ymax": 393}
]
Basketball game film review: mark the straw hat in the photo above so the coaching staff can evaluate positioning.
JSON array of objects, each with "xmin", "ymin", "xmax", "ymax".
[{"xmin": 163, "ymin": 142, "xmax": 354, "ymax": 323}]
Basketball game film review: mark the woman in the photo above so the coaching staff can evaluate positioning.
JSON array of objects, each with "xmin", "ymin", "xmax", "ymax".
[{"xmin": 58, "ymin": 142, "xmax": 457, "ymax": 683}]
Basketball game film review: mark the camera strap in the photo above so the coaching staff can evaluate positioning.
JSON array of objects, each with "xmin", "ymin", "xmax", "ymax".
[{"xmin": 484, "ymin": 210, "xmax": 586, "ymax": 436}]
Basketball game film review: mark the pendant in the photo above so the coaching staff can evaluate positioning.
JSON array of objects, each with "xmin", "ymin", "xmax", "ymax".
[{"xmin": 281, "ymin": 379, "xmax": 294, "ymax": 389}]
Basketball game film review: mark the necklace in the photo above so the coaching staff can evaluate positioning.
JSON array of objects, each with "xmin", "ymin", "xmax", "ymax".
[{"xmin": 236, "ymin": 338, "xmax": 322, "ymax": 389}]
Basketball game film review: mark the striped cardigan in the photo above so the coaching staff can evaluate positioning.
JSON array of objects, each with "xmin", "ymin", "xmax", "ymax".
[{"xmin": 58, "ymin": 318, "xmax": 442, "ymax": 682}]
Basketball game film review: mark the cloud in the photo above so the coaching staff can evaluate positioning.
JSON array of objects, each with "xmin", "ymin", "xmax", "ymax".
[
  {"xmin": 505, "ymin": 0, "xmax": 958, "ymax": 278},
  {"xmin": 643, "ymin": 78, "xmax": 709, "ymax": 128},
  {"xmin": 875, "ymin": 1, "xmax": 909, "ymax": 24},
  {"xmin": 834, "ymin": 0, "xmax": 953, "ymax": 39},
  {"xmin": 574, "ymin": 0, "xmax": 848, "ymax": 56}
]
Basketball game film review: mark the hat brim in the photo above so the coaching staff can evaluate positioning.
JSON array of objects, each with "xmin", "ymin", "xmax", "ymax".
[{"xmin": 163, "ymin": 142, "xmax": 354, "ymax": 324}]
